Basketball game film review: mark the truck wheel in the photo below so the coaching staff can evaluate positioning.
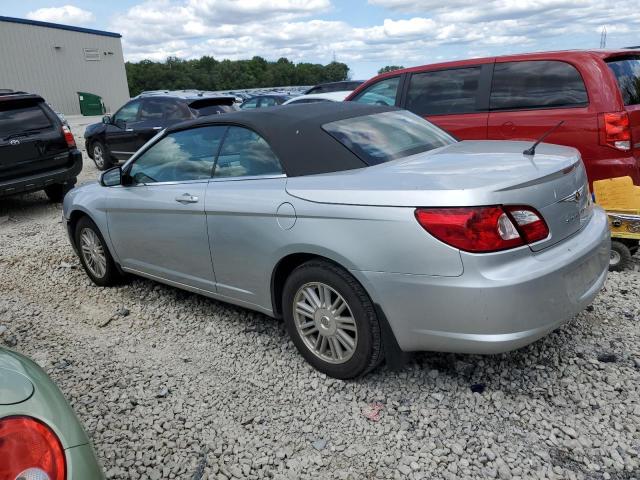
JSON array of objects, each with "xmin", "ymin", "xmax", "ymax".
[
  {"xmin": 282, "ymin": 260, "xmax": 384, "ymax": 379},
  {"xmin": 92, "ymin": 141, "xmax": 112, "ymax": 171},
  {"xmin": 44, "ymin": 181, "xmax": 75, "ymax": 203},
  {"xmin": 609, "ymin": 241, "xmax": 632, "ymax": 272}
]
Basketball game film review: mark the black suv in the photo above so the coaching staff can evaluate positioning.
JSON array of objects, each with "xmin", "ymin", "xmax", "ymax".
[
  {"xmin": 84, "ymin": 91, "xmax": 237, "ymax": 170},
  {"xmin": 0, "ymin": 92, "xmax": 82, "ymax": 202}
]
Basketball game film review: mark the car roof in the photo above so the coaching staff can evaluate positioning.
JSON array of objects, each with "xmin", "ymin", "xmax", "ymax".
[
  {"xmin": 135, "ymin": 90, "xmax": 237, "ymax": 102},
  {"xmin": 284, "ymin": 91, "xmax": 352, "ymax": 104},
  {"xmin": 166, "ymin": 102, "xmax": 396, "ymax": 177},
  {"xmin": 361, "ymin": 49, "xmax": 640, "ymax": 83}
]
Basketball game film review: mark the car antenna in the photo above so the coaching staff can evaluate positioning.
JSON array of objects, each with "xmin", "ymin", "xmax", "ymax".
[{"xmin": 523, "ymin": 121, "xmax": 564, "ymax": 156}]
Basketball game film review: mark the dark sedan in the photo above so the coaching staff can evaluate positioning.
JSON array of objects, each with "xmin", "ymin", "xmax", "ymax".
[{"xmin": 84, "ymin": 92, "xmax": 237, "ymax": 170}]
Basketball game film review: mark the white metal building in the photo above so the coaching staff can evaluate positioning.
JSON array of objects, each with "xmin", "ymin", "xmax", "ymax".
[{"xmin": 0, "ymin": 16, "xmax": 130, "ymax": 115}]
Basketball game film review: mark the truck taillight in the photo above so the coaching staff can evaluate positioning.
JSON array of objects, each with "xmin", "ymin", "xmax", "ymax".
[
  {"xmin": 601, "ymin": 112, "xmax": 631, "ymax": 151},
  {"xmin": 415, "ymin": 205, "xmax": 549, "ymax": 253},
  {"xmin": 0, "ymin": 416, "xmax": 66, "ymax": 480},
  {"xmin": 62, "ymin": 125, "xmax": 76, "ymax": 148}
]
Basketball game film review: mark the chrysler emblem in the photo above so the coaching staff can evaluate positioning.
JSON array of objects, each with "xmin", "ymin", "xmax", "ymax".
[
  {"xmin": 561, "ymin": 187, "xmax": 583, "ymax": 203},
  {"xmin": 9, "ymin": 139, "xmax": 20, "ymax": 146}
]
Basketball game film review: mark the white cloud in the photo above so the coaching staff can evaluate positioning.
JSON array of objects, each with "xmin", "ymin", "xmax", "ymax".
[
  {"xmin": 110, "ymin": 0, "xmax": 640, "ymax": 77},
  {"xmin": 26, "ymin": 5, "xmax": 95, "ymax": 24}
]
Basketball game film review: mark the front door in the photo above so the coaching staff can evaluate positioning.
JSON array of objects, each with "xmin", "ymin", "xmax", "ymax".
[
  {"xmin": 105, "ymin": 99, "xmax": 143, "ymax": 160},
  {"xmin": 106, "ymin": 125, "xmax": 226, "ymax": 292}
]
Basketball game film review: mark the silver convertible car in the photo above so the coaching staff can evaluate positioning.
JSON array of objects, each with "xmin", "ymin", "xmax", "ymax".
[{"xmin": 63, "ymin": 103, "xmax": 609, "ymax": 378}]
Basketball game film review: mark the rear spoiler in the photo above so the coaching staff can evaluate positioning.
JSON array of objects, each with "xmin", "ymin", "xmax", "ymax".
[{"xmin": 0, "ymin": 92, "xmax": 44, "ymax": 104}]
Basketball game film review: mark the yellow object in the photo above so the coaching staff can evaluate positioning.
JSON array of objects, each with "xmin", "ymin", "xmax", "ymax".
[
  {"xmin": 593, "ymin": 176, "xmax": 640, "ymax": 241},
  {"xmin": 593, "ymin": 176, "xmax": 640, "ymax": 211}
]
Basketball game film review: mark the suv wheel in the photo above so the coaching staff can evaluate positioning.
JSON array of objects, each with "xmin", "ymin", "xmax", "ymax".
[
  {"xmin": 282, "ymin": 260, "xmax": 384, "ymax": 379},
  {"xmin": 92, "ymin": 141, "xmax": 112, "ymax": 171},
  {"xmin": 75, "ymin": 216, "xmax": 121, "ymax": 286},
  {"xmin": 44, "ymin": 181, "xmax": 75, "ymax": 203}
]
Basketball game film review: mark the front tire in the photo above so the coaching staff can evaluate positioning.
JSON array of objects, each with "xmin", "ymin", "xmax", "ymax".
[
  {"xmin": 609, "ymin": 240, "xmax": 632, "ymax": 272},
  {"xmin": 92, "ymin": 141, "xmax": 113, "ymax": 171},
  {"xmin": 74, "ymin": 216, "xmax": 121, "ymax": 286},
  {"xmin": 282, "ymin": 260, "xmax": 383, "ymax": 379}
]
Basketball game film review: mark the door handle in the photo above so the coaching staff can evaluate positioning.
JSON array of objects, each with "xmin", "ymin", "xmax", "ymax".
[
  {"xmin": 125, "ymin": 128, "xmax": 134, "ymax": 132},
  {"xmin": 175, "ymin": 193, "xmax": 199, "ymax": 204},
  {"xmin": 152, "ymin": 126, "xmax": 163, "ymax": 130}
]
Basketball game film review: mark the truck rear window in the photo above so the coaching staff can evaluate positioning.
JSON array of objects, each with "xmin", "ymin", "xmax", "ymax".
[
  {"xmin": 322, "ymin": 110, "xmax": 456, "ymax": 165},
  {"xmin": 0, "ymin": 102, "xmax": 52, "ymax": 139},
  {"xmin": 606, "ymin": 56, "xmax": 640, "ymax": 105}
]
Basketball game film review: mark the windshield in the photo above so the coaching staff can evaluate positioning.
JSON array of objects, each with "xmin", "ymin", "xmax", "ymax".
[
  {"xmin": 607, "ymin": 56, "xmax": 640, "ymax": 105},
  {"xmin": 322, "ymin": 110, "xmax": 456, "ymax": 165}
]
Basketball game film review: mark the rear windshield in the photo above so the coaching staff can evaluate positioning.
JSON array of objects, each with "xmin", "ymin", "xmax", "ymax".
[
  {"xmin": 322, "ymin": 110, "xmax": 456, "ymax": 165},
  {"xmin": 194, "ymin": 104, "xmax": 238, "ymax": 116},
  {"xmin": 606, "ymin": 56, "xmax": 640, "ymax": 105},
  {"xmin": 0, "ymin": 101, "xmax": 52, "ymax": 139},
  {"xmin": 189, "ymin": 98, "xmax": 238, "ymax": 117}
]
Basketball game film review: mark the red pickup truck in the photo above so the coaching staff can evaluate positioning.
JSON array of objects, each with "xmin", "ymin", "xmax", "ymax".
[{"xmin": 347, "ymin": 50, "xmax": 640, "ymax": 186}]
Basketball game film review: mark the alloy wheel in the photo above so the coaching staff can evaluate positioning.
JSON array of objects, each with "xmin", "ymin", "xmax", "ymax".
[
  {"xmin": 93, "ymin": 144, "xmax": 104, "ymax": 169},
  {"xmin": 293, "ymin": 282, "xmax": 358, "ymax": 364},
  {"xmin": 79, "ymin": 228, "xmax": 107, "ymax": 278}
]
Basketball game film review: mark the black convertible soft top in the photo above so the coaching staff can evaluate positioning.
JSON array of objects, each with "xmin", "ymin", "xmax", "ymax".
[{"xmin": 165, "ymin": 102, "xmax": 398, "ymax": 177}]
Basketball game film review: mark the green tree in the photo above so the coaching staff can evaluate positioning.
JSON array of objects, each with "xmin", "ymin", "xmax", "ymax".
[
  {"xmin": 125, "ymin": 56, "xmax": 351, "ymax": 96},
  {"xmin": 377, "ymin": 65, "xmax": 404, "ymax": 75}
]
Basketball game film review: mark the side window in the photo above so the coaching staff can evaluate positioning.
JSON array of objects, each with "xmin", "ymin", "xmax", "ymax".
[
  {"xmin": 241, "ymin": 98, "xmax": 258, "ymax": 109},
  {"xmin": 490, "ymin": 61, "xmax": 588, "ymax": 110},
  {"xmin": 214, "ymin": 127, "xmax": 283, "ymax": 178},
  {"xmin": 140, "ymin": 99, "xmax": 191, "ymax": 122},
  {"xmin": 113, "ymin": 100, "xmax": 141, "ymax": 124},
  {"xmin": 405, "ymin": 67, "xmax": 481, "ymax": 115},
  {"xmin": 352, "ymin": 76, "xmax": 400, "ymax": 106},
  {"xmin": 259, "ymin": 97, "xmax": 278, "ymax": 108},
  {"xmin": 139, "ymin": 99, "xmax": 165, "ymax": 121},
  {"xmin": 128, "ymin": 126, "xmax": 225, "ymax": 184}
]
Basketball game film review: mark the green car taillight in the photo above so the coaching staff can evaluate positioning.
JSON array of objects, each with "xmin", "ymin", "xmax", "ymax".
[{"xmin": 0, "ymin": 416, "xmax": 66, "ymax": 480}]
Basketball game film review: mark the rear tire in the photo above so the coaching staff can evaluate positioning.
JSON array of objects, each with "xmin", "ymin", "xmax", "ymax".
[
  {"xmin": 609, "ymin": 240, "xmax": 632, "ymax": 272},
  {"xmin": 92, "ymin": 141, "xmax": 112, "ymax": 171},
  {"xmin": 74, "ymin": 216, "xmax": 121, "ymax": 286},
  {"xmin": 44, "ymin": 181, "xmax": 75, "ymax": 203},
  {"xmin": 282, "ymin": 260, "xmax": 384, "ymax": 379}
]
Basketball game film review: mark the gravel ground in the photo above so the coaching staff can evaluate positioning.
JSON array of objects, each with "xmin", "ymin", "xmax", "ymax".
[{"xmin": 0, "ymin": 121, "xmax": 639, "ymax": 480}]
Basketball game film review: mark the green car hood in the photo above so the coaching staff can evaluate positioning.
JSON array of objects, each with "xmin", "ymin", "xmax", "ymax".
[{"xmin": 0, "ymin": 348, "xmax": 89, "ymax": 449}]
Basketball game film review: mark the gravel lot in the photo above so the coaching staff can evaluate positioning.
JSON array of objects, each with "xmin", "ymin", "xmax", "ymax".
[{"xmin": 1, "ymin": 119, "xmax": 639, "ymax": 480}]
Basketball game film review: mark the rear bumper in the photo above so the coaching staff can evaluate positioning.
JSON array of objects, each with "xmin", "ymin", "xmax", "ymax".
[
  {"xmin": 0, "ymin": 150, "xmax": 82, "ymax": 197},
  {"xmin": 355, "ymin": 206, "xmax": 610, "ymax": 354}
]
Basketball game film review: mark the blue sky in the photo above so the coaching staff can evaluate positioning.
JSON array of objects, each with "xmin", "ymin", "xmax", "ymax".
[{"xmin": 6, "ymin": 1, "xmax": 640, "ymax": 79}]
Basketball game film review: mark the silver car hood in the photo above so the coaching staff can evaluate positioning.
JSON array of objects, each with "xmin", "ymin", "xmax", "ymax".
[{"xmin": 285, "ymin": 140, "xmax": 582, "ymax": 208}]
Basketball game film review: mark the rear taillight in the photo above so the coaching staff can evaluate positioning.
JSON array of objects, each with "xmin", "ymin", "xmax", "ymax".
[
  {"xmin": 62, "ymin": 125, "xmax": 76, "ymax": 148},
  {"xmin": 415, "ymin": 205, "xmax": 549, "ymax": 253},
  {"xmin": 601, "ymin": 112, "xmax": 631, "ymax": 151},
  {"xmin": 0, "ymin": 416, "xmax": 66, "ymax": 480}
]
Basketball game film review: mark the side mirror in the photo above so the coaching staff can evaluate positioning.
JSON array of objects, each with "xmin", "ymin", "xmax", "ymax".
[
  {"xmin": 114, "ymin": 118, "xmax": 126, "ymax": 130},
  {"xmin": 102, "ymin": 115, "xmax": 111, "ymax": 124},
  {"xmin": 100, "ymin": 166, "xmax": 122, "ymax": 187}
]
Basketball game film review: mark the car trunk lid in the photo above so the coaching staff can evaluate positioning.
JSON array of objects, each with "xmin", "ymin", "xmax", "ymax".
[{"xmin": 286, "ymin": 140, "xmax": 591, "ymax": 251}]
